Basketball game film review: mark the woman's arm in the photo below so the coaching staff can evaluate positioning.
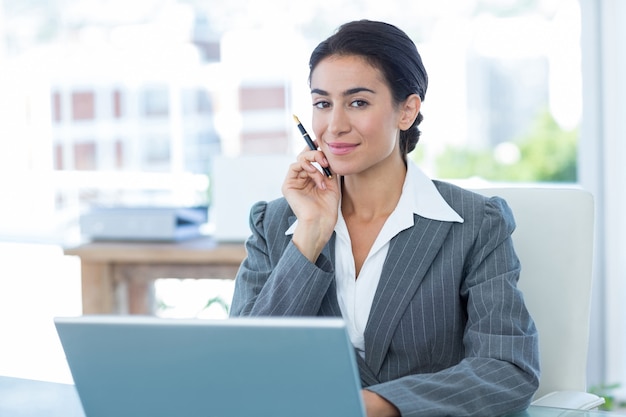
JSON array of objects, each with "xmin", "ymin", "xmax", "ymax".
[
  {"xmin": 229, "ymin": 200, "xmax": 335, "ymax": 317},
  {"xmin": 231, "ymin": 146, "xmax": 339, "ymax": 317}
]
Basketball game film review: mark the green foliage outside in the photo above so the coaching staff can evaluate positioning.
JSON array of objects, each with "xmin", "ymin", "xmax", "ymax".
[
  {"xmin": 589, "ymin": 383, "xmax": 626, "ymax": 411},
  {"xmin": 430, "ymin": 110, "xmax": 578, "ymax": 182}
]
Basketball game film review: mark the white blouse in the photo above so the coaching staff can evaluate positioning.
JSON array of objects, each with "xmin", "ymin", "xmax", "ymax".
[{"xmin": 286, "ymin": 161, "xmax": 463, "ymax": 357}]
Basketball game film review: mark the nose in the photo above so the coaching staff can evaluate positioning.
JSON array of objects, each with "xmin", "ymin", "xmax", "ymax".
[{"xmin": 327, "ymin": 107, "xmax": 350, "ymax": 137}]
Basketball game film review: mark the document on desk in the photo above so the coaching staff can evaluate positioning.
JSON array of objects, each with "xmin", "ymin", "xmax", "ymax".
[{"xmin": 79, "ymin": 206, "xmax": 208, "ymax": 241}]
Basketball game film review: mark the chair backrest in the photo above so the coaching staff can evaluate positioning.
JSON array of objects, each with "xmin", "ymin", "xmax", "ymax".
[{"xmin": 469, "ymin": 186, "xmax": 595, "ymax": 399}]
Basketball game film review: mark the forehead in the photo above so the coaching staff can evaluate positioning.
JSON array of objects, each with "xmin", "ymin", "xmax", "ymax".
[{"xmin": 310, "ymin": 54, "xmax": 387, "ymax": 92}]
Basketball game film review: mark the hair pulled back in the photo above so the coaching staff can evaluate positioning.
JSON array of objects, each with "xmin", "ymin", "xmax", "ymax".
[{"xmin": 309, "ymin": 20, "xmax": 428, "ymax": 155}]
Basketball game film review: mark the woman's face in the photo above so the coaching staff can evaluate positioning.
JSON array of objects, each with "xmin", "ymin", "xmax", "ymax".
[{"xmin": 310, "ymin": 54, "xmax": 409, "ymax": 177}]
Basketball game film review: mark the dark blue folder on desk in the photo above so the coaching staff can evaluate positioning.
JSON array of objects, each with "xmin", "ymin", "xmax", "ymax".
[{"xmin": 54, "ymin": 316, "xmax": 366, "ymax": 417}]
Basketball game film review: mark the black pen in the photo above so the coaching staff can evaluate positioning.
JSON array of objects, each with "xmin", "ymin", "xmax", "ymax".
[{"xmin": 292, "ymin": 114, "xmax": 333, "ymax": 178}]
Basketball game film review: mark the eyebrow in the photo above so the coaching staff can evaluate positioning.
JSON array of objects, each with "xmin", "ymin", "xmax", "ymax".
[{"xmin": 311, "ymin": 87, "xmax": 376, "ymax": 96}]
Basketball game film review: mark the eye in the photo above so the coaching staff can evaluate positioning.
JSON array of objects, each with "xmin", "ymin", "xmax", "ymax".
[
  {"xmin": 313, "ymin": 100, "xmax": 331, "ymax": 109},
  {"xmin": 350, "ymin": 99, "xmax": 368, "ymax": 108}
]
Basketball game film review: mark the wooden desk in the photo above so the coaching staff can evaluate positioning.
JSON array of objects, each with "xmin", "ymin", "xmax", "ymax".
[{"xmin": 63, "ymin": 238, "xmax": 247, "ymax": 315}]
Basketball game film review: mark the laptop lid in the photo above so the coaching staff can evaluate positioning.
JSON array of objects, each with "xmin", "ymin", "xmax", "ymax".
[{"xmin": 54, "ymin": 316, "xmax": 366, "ymax": 417}]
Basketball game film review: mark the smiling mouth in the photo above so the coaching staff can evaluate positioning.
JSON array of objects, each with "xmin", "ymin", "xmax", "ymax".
[{"xmin": 327, "ymin": 143, "xmax": 358, "ymax": 155}]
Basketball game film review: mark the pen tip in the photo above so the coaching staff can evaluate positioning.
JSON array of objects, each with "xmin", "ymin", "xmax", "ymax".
[{"xmin": 293, "ymin": 114, "xmax": 300, "ymax": 124}]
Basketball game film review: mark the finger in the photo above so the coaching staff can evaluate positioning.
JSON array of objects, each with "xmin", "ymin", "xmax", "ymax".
[
  {"xmin": 286, "ymin": 160, "xmax": 317, "ymax": 184},
  {"xmin": 293, "ymin": 154, "xmax": 329, "ymax": 190},
  {"xmin": 297, "ymin": 151, "xmax": 324, "ymax": 174}
]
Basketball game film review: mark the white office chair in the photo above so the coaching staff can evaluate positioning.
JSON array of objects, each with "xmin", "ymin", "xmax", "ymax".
[{"xmin": 469, "ymin": 185, "xmax": 604, "ymax": 410}]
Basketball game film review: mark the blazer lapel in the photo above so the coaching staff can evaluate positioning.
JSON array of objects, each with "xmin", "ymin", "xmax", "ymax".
[
  {"xmin": 363, "ymin": 215, "xmax": 453, "ymax": 374},
  {"xmin": 355, "ymin": 352, "xmax": 381, "ymax": 387}
]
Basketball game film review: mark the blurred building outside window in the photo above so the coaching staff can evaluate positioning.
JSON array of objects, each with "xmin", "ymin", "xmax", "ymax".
[
  {"xmin": 0, "ymin": 0, "xmax": 582, "ymax": 244},
  {"xmin": 0, "ymin": 0, "xmax": 585, "ymax": 338}
]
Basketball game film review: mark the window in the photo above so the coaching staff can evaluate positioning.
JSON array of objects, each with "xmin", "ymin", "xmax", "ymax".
[
  {"xmin": 142, "ymin": 87, "xmax": 169, "ymax": 117},
  {"xmin": 142, "ymin": 134, "xmax": 171, "ymax": 170},
  {"xmin": 0, "ymin": 2, "xmax": 585, "ymax": 239},
  {"xmin": 114, "ymin": 139, "xmax": 125, "ymax": 168},
  {"xmin": 71, "ymin": 91, "xmax": 95, "ymax": 121},
  {"xmin": 238, "ymin": 85, "xmax": 286, "ymax": 111},
  {"xmin": 53, "ymin": 143, "xmax": 63, "ymax": 169},
  {"xmin": 113, "ymin": 89, "xmax": 123, "ymax": 119},
  {"xmin": 52, "ymin": 91, "xmax": 62, "ymax": 123},
  {"xmin": 73, "ymin": 142, "xmax": 97, "ymax": 170}
]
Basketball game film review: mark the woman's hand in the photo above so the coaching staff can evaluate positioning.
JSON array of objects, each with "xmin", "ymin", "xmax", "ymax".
[
  {"xmin": 362, "ymin": 390, "xmax": 400, "ymax": 417},
  {"xmin": 282, "ymin": 147, "xmax": 339, "ymax": 262}
]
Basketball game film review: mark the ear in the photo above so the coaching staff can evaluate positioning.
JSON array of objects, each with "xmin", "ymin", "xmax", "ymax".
[{"xmin": 398, "ymin": 94, "xmax": 421, "ymax": 130}]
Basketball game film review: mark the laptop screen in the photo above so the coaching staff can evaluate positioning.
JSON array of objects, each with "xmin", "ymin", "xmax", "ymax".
[{"xmin": 55, "ymin": 316, "xmax": 366, "ymax": 417}]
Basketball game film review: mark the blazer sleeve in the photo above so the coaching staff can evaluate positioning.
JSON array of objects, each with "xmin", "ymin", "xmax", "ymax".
[
  {"xmin": 229, "ymin": 200, "xmax": 335, "ymax": 317},
  {"xmin": 365, "ymin": 196, "xmax": 540, "ymax": 417}
]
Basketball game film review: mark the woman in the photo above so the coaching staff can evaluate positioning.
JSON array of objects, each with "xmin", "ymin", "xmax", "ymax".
[{"xmin": 230, "ymin": 20, "xmax": 540, "ymax": 417}]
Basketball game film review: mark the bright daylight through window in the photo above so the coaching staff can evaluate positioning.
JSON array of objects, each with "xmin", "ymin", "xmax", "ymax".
[{"xmin": 0, "ymin": 0, "xmax": 581, "ymax": 244}]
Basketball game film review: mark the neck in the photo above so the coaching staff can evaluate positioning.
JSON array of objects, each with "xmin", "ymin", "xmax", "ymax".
[{"xmin": 341, "ymin": 159, "xmax": 407, "ymax": 221}]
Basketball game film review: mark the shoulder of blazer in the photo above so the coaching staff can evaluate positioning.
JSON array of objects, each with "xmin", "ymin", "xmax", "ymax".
[
  {"xmin": 264, "ymin": 196, "xmax": 294, "ymax": 223},
  {"xmin": 432, "ymin": 180, "xmax": 490, "ymax": 218},
  {"xmin": 431, "ymin": 180, "xmax": 517, "ymax": 236},
  {"xmin": 250, "ymin": 197, "xmax": 295, "ymax": 238}
]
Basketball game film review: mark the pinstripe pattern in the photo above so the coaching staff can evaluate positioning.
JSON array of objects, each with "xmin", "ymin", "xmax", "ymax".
[{"xmin": 230, "ymin": 180, "xmax": 540, "ymax": 417}]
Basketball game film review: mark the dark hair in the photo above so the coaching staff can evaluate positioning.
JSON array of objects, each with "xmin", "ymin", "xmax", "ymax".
[{"xmin": 309, "ymin": 20, "xmax": 428, "ymax": 155}]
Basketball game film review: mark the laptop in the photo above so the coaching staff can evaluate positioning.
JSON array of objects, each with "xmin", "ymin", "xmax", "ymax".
[{"xmin": 54, "ymin": 316, "xmax": 366, "ymax": 417}]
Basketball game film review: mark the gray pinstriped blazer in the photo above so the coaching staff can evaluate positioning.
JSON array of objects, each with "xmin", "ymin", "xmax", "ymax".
[{"xmin": 230, "ymin": 180, "xmax": 540, "ymax": 417}]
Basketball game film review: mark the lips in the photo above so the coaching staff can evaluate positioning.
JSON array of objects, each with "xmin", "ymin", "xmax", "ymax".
[{"xmin": 327, "ymin": 142, "xmax": 358, "ymax": 156}]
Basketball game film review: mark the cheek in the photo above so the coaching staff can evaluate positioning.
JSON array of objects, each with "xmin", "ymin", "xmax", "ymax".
[
  {"xmin": 363, "ymin": 113, "xmax": 399, "ymax": 143},
  {"xmin": 311, "ymin": 118, "xmax": 325, "ymax": 140}
]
